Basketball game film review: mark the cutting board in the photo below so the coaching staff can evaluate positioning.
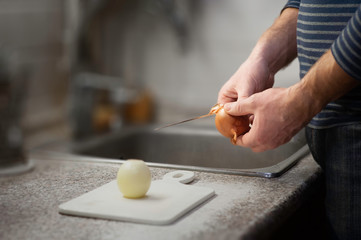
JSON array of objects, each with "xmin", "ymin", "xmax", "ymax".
[{"xmin": 59, "ymin": 170, "xmax": 215, "ymax": 225}]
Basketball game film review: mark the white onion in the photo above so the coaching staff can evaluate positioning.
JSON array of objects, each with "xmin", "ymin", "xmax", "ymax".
[{"xmin": 117, "ymin": 159, "xmax": 151, "ymax": 198}]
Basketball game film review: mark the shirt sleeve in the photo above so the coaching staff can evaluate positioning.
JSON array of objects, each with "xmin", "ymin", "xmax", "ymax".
[
  {"xmin": 283, "ymin": 0, "xmax": 300, "ymax": 10},
  {"xmin": 281, "ymin": 0, "xmax": 300, "ymax": 14},
  {"xmin": 331, "ymin": 4, "xmax": 361, "ymax": 81}
]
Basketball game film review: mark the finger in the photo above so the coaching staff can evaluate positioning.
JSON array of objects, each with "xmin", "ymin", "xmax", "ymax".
[
  {"xmin": 236, "ymin": 131, "xmax": 265, "ymax": 152},
  {"xmin": 217, "ymin": 89, "xmax": 238, "ymax": 104},
  {"xmin": 217, "ymin": 95, "xmax": 237, "ymax": 105},
  {"xmin": 235, "ymin": 131, "xmax": 254, "ymax": 149},
  {"xmin": 237, "ymin": 126, "xmax": 281, "ymax": 152},
  {"xmin": 249, "ymin": 114, "xmax": 254, "ymax": 125},
  {"xmin": 224, "ymin": 97, "xmax": 254, "ymax": 116}
]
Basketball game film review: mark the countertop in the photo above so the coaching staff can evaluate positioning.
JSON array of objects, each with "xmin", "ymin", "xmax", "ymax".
[{"xmin": 0, "ymin": 152, "xmax": 321, "ymax": 240}]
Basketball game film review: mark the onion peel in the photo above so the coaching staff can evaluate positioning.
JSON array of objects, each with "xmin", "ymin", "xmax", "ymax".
[{"xmin": 210, "ymin": 104, "xmax": 250, "ymax": 144}]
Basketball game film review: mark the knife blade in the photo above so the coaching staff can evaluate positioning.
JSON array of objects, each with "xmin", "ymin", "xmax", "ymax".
[
  {"xmin": 154, "ymin": 104, "xmax": 222, "ymax": 131},
  {"xmin": 154, "ymin": 113, "xmax": 215, "ymax": 131}
]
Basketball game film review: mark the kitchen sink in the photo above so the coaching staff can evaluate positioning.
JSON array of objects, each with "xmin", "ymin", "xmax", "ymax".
[{"xmin": 68, "ymin": 125, "xmax": 309, "ymax": 178}]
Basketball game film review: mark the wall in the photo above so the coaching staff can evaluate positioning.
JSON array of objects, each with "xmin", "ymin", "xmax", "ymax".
[
  {"xmin": 97, "ymin": 0, "xmax": 300, "ymax": 121},
  {"xmin": 0, "ymin": 1, "xmax": 301, "ymax": 138},
  {"xmin": 0, "ymin": 0, "xmax": 68, "ymax": 134}
]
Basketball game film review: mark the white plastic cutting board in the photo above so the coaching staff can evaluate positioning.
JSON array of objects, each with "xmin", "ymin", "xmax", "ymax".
[{"xmin": 59, "ymin": 171, "xmax": 215, "ymax": 225}]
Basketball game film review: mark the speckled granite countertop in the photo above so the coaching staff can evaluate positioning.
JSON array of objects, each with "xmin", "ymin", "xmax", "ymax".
[{"xmin": 0, "ymin": 153, "xmax": 321, "ymax": 240}]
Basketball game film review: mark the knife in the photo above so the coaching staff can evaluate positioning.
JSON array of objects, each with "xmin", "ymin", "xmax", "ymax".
[
  {"xmin": 154, "ymin": 113, "xmax": 214, "ymax": 131},
  {"xmin": 154, "ymin": 104, "xmax": 222, "ymax": 131}
]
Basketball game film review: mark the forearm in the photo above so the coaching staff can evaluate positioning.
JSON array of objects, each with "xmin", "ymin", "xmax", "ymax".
[
  {"xmin": 249, "ymin": 8, "xmax": 298, "ymax": 75},
  {"xmin": 290, "ymin": 50, "xmax": 360, "ymax": 119},
  {"xmin": 232, "ymin": 49, "xmax": 359, "ymax": 152}
]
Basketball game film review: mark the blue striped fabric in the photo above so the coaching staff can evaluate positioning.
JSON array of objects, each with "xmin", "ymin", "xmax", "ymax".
[{"xmin": 284, "ymin": 0, "xmax": 361, "ymax": 129}]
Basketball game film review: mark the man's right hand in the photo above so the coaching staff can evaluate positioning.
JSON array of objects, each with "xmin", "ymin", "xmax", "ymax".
[
  {"xmin": 217, "ymin": 7, "xmax": 299, "ymax": 114},
  {"xmin": 217, "ymin": 55, "xmax": 275, "ymax": 110}
]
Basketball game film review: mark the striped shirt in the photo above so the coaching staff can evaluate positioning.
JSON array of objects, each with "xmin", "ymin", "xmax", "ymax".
[{"xmin": 284, "ymin": 0, "xmax": 361, "ymax": 129}]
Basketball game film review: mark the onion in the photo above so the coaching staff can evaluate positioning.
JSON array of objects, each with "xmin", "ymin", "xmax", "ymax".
[
  {"xmin": 211, "ymin": 104, "xmax": 250, "ymax": 144},
  {"xmin": 117, "ymin": 159, "xmax": 151, "ymax": 198}
]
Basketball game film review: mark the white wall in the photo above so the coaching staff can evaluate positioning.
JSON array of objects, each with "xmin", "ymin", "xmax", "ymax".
[{"xmin": 101, "ymin": 0, "xmax": 300, "ymax": 121}]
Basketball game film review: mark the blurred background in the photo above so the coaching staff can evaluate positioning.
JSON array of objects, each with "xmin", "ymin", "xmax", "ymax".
[{"xmin": 0, "ymin": 0, "xmax": 299, "ymax": 149}]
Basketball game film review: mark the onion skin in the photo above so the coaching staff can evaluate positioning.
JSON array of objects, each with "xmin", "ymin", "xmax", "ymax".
[{"xmin": 214, "ymin": 106, "xmax": 250, "ymax": 144}]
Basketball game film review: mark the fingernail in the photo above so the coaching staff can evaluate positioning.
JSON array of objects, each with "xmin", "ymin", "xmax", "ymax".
[{"xmin": 224, "ymin": 103, "xmax": 231, "ymax": 111}]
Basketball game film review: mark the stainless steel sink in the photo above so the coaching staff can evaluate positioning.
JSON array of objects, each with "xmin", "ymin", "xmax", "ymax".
[{"xmin": 69, "ymin": 125, "xmax": 309, "ymax": 178}]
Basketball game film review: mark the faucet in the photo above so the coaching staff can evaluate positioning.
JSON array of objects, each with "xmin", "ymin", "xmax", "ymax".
[
  {"xmin": 68, "ymin": 72, "xmax": 148, "ymax": 141},
  {"xmin": 0, "ymin": 47, "xmax": 33, "ymax": 176}
]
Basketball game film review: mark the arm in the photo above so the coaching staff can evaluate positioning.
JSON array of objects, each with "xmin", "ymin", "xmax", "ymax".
[
  {"xmin": 234, "ymin": 50, "xmax": 359, "ymax": 152},
  {"xmin": 217, "ymin": 7, "xmax": 299, "ymax": 105},
  {"xmin": 331, "ymin": 4, "xmax": 361, "ymax": 81},
  {"xmin": 232, "ymin": 5, "xmax": 361, "ymax": 152}
]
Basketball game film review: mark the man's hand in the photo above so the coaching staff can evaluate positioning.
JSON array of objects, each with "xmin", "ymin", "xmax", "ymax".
[
  {"xmin": 216, "ymin": 5, "xmax": 358, "ymax": 152},
  {"xmin": 222, "ymin": 50, "xmax": 359, "ymax": 152},
  {"xmin": 218, "ymin": 8, "xmax": 298, "ymax": 107},
  {"xmin": 225, "ymin": 87, "xmax": 310, "ymax": 152},
  {"xmin": 216, "ymin": 8, "xmax": 299, "ymax": 151},
  {"xmin": 217, "ymin": 56, "xmax": 275, "ymax": 105}
]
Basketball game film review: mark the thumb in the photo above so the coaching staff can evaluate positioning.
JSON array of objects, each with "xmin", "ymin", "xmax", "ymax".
[{"xmin": 223, "ymin": 98, "xmax": 253, "ymax": 116}]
